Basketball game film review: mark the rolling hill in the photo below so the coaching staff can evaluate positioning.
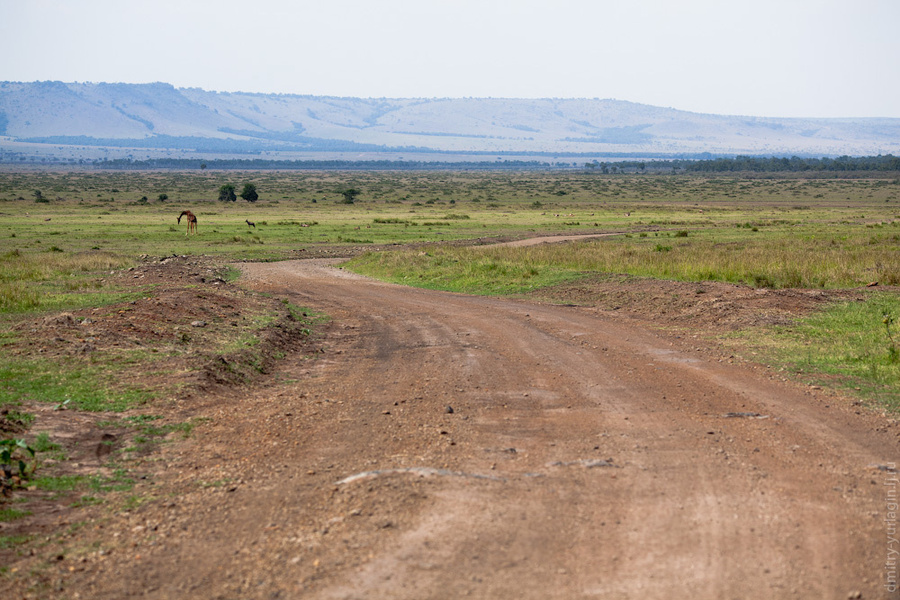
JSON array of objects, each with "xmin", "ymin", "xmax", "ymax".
[{"xmin": 1, "ymin": 81, "xmax": 899, "ymax": 162}]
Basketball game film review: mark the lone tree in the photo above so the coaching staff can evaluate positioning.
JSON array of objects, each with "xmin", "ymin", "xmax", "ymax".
[
  {"xmin": 340, "ymin": 188, "xmax": 361, "ymax": 204},
  {"xmin": 240, "ymin": 183, "xmax": 259, "ymax": 203},
  {"xmin": 218, "ymin": 183, "xmax": 237, "ymax": 203}
]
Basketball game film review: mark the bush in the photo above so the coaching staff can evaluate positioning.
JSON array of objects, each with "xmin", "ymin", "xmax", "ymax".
[
  {"xmin": 218, "ymin": 184, "xmax": 237, "ymax": 202},
  {"xmin": 1, "ymin": 438, "xmax": 36, "ymax": 493},
  {"xmin": 340, "ymin": 188, "xmax": 361, "ymax": 204},
  {"xmin": 240, "ymin": 183, "xmax": 259, "ymax": 203}
]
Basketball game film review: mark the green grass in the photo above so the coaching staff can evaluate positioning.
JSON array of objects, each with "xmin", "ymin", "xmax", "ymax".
[
  {"xmin": 95, "ymin": 414, "xmax": 207, "ymax": 455},
  {"xmin": 88, "ymin": 469, "xmax": 134, "ymax": 493},
  {"xmin": 32, "ymin": 474, "xmax": 85, "ymax": 492},
  {"xmin": 345, "ymin": 223, "xmax": 900, "ymax": 293},
  {"xmin": 121, "ymin": 494, "xmax": 149, "ymax": 511},
  {"xmin": 0, "ymin": 507, "xmax": 32, "ymax": 522},
  {"xmin": 32, "ymin": 432, "xmax": 66, "ymax": 461},
  {"xmin": 0, "ymin": 534, "xmax": 33, "ymax": 550},
  {"xmin": 3, "ymin": 171, "xmax": 899, "ymax": 272},
  {"xmin": 121, "ymin": 415, "xmax": 202, "ymax": 441},
  {"xmin": 3, "ymin": 409, "xmax": 34, "ymax": 428},
  {"xmin": 0, "ymin": 250, "xmax": 135, "ymax": 313},
  {"xmin": 32, "ymin": 469, "xmax": 134, "ymax": 495},
  {"xmin": 347, "ymin": 245, "xmax": 578, "ymax": 295},
  {"xmin": 0, "ymin": 358, "xmax": 152, "ymax": 412},
  {"xmin": 733, "ymin": 293, "xmax": 900, "ymax": 411}
]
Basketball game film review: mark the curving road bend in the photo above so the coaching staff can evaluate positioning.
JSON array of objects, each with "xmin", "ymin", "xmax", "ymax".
[
  {"xmin": 206, "ymin": 258, "xmax": 897, "ymax": 600},
  {"xmin": 94, "ymin": 257, "xmax": 899, "ymax": 599}
]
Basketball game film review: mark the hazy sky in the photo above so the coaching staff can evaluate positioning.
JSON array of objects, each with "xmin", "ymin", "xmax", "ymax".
[{"xmin": 2, "ymin": 0, "xmax": 898, "ymax": 118}]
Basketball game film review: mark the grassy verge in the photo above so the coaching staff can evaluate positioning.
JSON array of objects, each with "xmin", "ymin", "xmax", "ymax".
[
  {"xmin": 345, "ymin": 223, "xmax": 900, "ymax": 292},
  {"xmin": 1, "ymin": 250, "xmax": 136, "ymax": 313},
  {"xmin": 345, "ymin": 245, "xmax": 580, "ymax": 295},
  {"xmin": 0, "ymin": 358, "xmax": 153, "ymax": 412},
  {"xmin": 729, "ymin": 293, "xmax": 900, "ymax": 411}
]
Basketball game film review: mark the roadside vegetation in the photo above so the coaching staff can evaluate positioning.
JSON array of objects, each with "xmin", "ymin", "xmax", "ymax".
[
  {"xmin": 1, "ymin": 169, "xmax": 899, "ymax": 518},
  {"xmin": 346, "ymin": 225, "xmax": 899, "ymax": 293},
  {"xmin": 727, "ymin": 293, "xmax": 900, "ymax": 411}
]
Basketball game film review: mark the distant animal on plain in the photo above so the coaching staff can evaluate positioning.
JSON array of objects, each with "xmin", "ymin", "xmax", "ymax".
[
  {"xmin": 178, "ymin": 210, "xmax": 197, "ymax": 235},
  {"xmin": 246, "ymin": 219, "xmax": 255, "ymax": 228}
]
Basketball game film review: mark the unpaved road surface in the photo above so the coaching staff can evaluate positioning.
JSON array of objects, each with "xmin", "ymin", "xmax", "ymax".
[{"xmin": 21, "ymin": 257, "xmax": 899, "ymax": 599}]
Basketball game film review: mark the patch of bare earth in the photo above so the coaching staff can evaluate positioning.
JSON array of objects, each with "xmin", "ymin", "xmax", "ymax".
[{"xmin": 1, "ymin": 251, "xmax": 898, "ymax": 600}]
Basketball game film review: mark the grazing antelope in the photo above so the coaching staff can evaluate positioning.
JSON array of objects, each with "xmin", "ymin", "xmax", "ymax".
[
  {"xmin": 178, "ymin": 210, "xmax": 198, "ymax": 235},
  {"xmin": 246, "ymin": 219, "xmax": 256, "ymax": 228}
]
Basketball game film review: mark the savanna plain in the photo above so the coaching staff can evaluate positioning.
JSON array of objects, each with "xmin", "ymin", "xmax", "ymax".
[{"xmin": 1, "ymin": 169, "xmax": 899, "ymax": 599}]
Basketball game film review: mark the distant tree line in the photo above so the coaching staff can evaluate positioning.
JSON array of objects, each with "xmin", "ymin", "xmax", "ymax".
[
  {"xmin": 680, "ymin": 154, "xmax": 900, "ymax": 173},
  {"xmin": 584, "ymin": 155, "xmax": 900, "ymax": 174}
]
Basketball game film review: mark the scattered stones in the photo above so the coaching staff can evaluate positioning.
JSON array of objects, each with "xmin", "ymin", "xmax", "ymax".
[
  {"xmin": 869, "ymin": 464, "xmax": 897, "ymax": 472},
  {"xmin": 335, "ymin": 467, "xmax": 504, "ymax": 485},
  {"xmin": 42, "ymin": 313, "xmax": 77, "ymax": 328},
  {"xmin": 547, "ymin": 459, "xmax": 616, "ymax": 469},
  {"xmin": 190, "ymin": 321, "xmax": 207, "ymax": 328},
  {"xmin": 723, "ymin": 412, "xmax": 768, "ymax": 419}
]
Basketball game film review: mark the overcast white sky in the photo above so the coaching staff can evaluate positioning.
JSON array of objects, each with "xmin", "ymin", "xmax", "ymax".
[{"xmin": 1, "ymin": 0, "xmax": 898, "ymax": 118}]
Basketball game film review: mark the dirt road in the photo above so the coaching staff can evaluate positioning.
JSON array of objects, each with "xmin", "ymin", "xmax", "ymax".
[{"xmin": 42, "ymin": 257, "xmax": 899, "ymax": 599}]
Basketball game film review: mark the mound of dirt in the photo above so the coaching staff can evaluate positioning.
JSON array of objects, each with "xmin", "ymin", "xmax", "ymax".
[
  {"xmin": 526, "ymin": 273, "xmax": 874, "ymax": 333},
  {"xmin": 8, "ymin": 255, "xmax": 322, "ymax": 391}
]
